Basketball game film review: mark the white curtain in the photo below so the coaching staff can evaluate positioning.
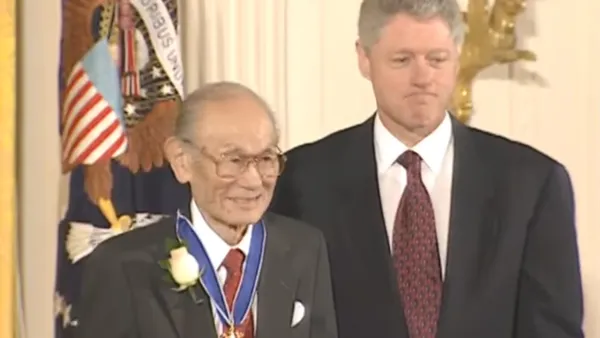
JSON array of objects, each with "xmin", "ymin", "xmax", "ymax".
[
  {"xmin": 180, "ymin": 0, "xmax": 289, "ymax": 146},
  {"xmin": 179, "ymin": 0, "xmax": 373, "ymax": 150}
]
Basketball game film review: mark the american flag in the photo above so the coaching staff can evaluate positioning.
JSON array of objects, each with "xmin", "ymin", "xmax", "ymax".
[{"xmin": 60, "ymin": 38, "xmax": 127, "ymax": 169}]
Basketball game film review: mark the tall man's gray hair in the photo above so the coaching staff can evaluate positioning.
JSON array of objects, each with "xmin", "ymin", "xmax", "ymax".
[{"xmin": 358, "ymin": 0, "xmax": 464, "ymax": 50}]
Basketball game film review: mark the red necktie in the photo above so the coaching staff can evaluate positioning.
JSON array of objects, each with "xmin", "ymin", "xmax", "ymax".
[
  {"xmin": 222, "ymin": 249, "xmax": 254, "ymax": 338},
  {"xmin": 392, "ymin": 151, "xmax": 443, "ymax": 338}
]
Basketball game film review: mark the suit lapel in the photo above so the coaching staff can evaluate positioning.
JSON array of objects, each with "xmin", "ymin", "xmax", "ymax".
[
  {"xmin": 151, "ymin": 217, "xmax": 219, "ymax": 338},
  {"xmin": 339, "ymin": 117, "xmax": 398, "ymax": 287},
  {"xmin": 437, "ymin": 119, "xmax": 498, "ymax": 337},
  {"xmin": 335, "ymin": 116, "xmax": 409, "ymax": 336},
  {"xmin": 255, "ymin": 214, "xmax": 296, "ymax": 338}
]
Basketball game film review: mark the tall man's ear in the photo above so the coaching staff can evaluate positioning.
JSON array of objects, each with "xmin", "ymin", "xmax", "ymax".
[{"xmin": 164, "ymin": 137, "xmax": 193, "ymax": 184}]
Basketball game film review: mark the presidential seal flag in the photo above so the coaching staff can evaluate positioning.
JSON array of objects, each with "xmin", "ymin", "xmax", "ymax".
[{"xmin": 54, "ymin": 0, "xmax": 190, "ymax": 337}]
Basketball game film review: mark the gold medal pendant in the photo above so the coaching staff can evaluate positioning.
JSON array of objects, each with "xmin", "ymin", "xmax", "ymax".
[{"xmin": 221, "ymin": 326, "xmax": 244, "ymax": 338}]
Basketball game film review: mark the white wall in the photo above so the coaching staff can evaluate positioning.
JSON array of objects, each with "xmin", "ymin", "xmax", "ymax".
[{"xmin": 21, "ymin": 0, "xmax": 600, "ymax": 337}]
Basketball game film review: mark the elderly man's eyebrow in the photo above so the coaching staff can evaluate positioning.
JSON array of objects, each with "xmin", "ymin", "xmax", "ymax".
[{"xmin": 219, "ymin": 146, "xmax": 279, "ymax": 156}]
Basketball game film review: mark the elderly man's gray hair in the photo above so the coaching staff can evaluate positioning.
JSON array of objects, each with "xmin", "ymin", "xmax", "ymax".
[
  {"xmin": 358, "ymin": 0, "xmax": 464, "ymax": 50},
  {"xmin": 174, "ymin": 81, "xmax": 279, "ymax": 142}
]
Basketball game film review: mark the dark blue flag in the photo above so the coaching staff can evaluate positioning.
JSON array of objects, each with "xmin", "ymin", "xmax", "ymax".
[{"xmin": 54, "ymin": 0, "xmax": 189, "ymax": 336}]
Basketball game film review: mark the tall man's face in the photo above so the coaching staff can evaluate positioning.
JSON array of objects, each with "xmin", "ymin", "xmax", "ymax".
[{"xmin": 357, "ymin": 13, "xmax": 460, "ymax": 139}]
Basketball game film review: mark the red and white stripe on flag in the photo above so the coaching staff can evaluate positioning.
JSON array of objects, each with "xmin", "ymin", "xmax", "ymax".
[{"xmin": 61, "ymin": 62, "xmax": 127, "ymax": 167}]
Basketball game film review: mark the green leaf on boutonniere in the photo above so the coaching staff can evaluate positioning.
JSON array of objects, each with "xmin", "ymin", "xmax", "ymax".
[
  {"xmin": 158, "ymin": 259, "xmax": 170, "ymax": 271},
  {"xmin": 164, "ymin": 237, "xmax": 180, "ymax": 252}
]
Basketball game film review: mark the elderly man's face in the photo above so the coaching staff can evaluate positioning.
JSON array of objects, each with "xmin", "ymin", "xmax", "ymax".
[{"xmin": 176, "ymin": 95, "xmax": 281, "ymax": 228}]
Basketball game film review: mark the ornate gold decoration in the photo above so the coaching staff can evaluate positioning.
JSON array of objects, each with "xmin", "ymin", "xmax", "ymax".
[
  {"xmin": 0, "ymin": 0, "xmax": 16, "ymax": 336},
  {"xmin": 452, "ymin": 0, "xmax": 536, "ymax": 123}
]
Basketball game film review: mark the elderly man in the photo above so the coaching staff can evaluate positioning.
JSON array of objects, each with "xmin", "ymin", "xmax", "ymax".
[
  {"xmin": 270, "ymin": 0, "xmax": 584, "ymax": 337},
  {"xmin": 76, "ymin": 82, "xmax": 338, "ymax": 338}
]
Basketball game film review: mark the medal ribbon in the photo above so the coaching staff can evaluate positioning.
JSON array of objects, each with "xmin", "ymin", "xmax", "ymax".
[{"xmin": 175, "ymin": 211, "xmax": 266, "ymax": 327}]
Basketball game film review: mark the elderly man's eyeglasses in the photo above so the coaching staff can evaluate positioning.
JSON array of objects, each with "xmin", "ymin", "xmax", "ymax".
[{"xmin": 181, "ymin": 139, "xmax": 286, "ymax": 178}]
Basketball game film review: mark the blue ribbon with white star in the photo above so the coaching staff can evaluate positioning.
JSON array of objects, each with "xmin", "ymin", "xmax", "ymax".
[{"xmin": 175, "ymin": 210, "xmax": 265, "ymax": 328}]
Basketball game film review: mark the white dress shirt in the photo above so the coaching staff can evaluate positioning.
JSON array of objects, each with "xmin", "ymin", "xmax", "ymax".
[
  {"xmin": 189, "ymin": 200, "xmax": 258, "ymax": 334},
  {"xmin": 373, "ymin": 112, "xmax": 454, "ymax": 278}
]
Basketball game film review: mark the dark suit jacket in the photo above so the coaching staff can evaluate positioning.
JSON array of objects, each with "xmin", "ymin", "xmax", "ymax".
[
  {"xmin": 269, "ymin": 115, "xmax": 584, "ymax": 338},
  {"xmin": 76, "ymin": 210, "xmax": 338, "ymax": 338}
]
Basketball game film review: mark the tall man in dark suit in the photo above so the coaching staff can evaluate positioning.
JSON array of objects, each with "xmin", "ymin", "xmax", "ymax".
[
  {"xmin": 270, "ymin": 0, "xmax": 584, "ymax": 337},
  {"xmin": 76, "ymin": 82, "xmax": 338, "ymax": 338}
]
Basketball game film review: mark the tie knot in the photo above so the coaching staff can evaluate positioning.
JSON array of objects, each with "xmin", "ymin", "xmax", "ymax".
[
  {"xmin": 397, "ymin": 150, "xmax": 422, "ymax": 171},
  {"xmin": 222, "ymin": 248, "xmax": 245, "ymax": 273}
]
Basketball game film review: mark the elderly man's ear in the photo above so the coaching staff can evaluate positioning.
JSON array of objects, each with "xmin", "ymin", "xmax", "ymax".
[{"xmin": 164, "ymin": 137, "xmax": 192, "ymax": 184}]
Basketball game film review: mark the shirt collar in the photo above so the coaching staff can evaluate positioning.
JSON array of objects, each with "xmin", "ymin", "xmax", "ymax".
[
  {"xmin": 374, "ymin": 111, "xmax": 453, "ymax": 174},
  {"xmin": 190, "ymin": 200, "xmax": 253, "ymax": 269}
]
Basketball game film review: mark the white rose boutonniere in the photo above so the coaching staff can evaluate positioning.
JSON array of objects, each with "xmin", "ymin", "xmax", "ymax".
[
  {"xmin": 167, "ymin": 246, "xmax": 199, "ymax": 290},
  {"xmin": 159, "ymin": 238, "xmax": 203, "ymax": 302}
]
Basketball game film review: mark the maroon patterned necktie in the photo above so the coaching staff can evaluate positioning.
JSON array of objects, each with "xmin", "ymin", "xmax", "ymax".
[
  {"xmin": 222, "ymin": 249, "xmax": 254, "ymax": 338},
  {"xmin": 392, "ymin": 150, "xmax": 442, "ymax": 338}
]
